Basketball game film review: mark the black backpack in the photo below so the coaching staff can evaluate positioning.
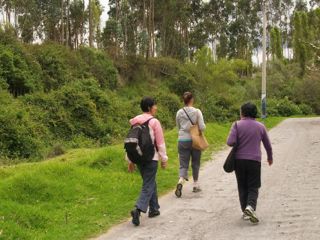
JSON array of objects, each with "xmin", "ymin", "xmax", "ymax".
[{"xmin": 124, "ymin": 118, "xmax": 155, "ymax": 164}]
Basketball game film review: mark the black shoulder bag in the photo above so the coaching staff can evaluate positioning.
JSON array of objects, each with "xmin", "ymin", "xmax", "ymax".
[{"xmin": 223, "ymin": 121, "xmax": 239, "ymax": 173}]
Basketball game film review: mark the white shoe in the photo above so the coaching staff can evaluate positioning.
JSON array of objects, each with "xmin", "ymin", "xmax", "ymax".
[
  {"xmin": 242, "ymin": 213, "xmax": 250, "ymax": 221},
  {"xmin": 244, "ymin": 206, "xmax": 259, "ymax": 224},
  {"xmin": 192, "ymin": 185, "xmax": 202, "ymax": 193}
]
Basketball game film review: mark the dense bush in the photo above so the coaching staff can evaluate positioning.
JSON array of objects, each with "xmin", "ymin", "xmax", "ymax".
[
  {"xmin": 79, "ymin": 47, "xmax": 118, "ymax": 89},
  {"xmin": 168, "ymin": 67, "xmax": 196, "ymax": 96},
  {"xmin": 0, "ymin": 41, "xmax": 42, "ymax": 96},
  {"xmin": 30, "ymin": 43, "xmax": 74, "ymax": 91},
  {"xmin": 0, "ymin": 91, "xmax": 45, "ymax": 159},
  {"xmin": 0, "ymin": 43, "xmax": 318, "ymax": 162},
  {"xmin": 23, "ymin": 79, "xmax": 110, "ymax": 140},
  {"xmin": 267, "ymin": 98, "xmax": 303, "ymax": 117},
  {"xmin": 155, "ymin": 92, "xmax": 181, "ymax": 128},
  {"xmin": 298, "ymin": 103, "xmax": 313, "ymax": 115},
  {"xmin": 296, "ymin": 72, "xmax": 320, "ymax": 114},
  {"xmin": 147, "ymin": 57, "xmax": 181, "ymax": 78}
]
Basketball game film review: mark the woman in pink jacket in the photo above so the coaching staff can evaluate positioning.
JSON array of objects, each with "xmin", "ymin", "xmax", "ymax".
[{"xmin": 128, "ymin": 97, "xmax": 168, "ymax": 226}]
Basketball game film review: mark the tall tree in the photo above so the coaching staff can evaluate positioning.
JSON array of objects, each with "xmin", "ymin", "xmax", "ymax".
[
  {"xmin": 88, "ymin": 0, "xmax": 102, "ymax": 47},
  {"xmin": 70, "ymin": 0, "xmax": 86, "ymax": 49},
  {"xmin": 270, "ymin": 27, "xmax": 283, "ymax": 59},
  {"xmin": 88, "ymin": 0, "xmax": 93, "ymax": 47}
]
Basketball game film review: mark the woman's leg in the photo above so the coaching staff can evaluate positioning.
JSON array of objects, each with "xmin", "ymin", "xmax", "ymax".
[
  {"xmin": 235, "ymin": 160, "xmax": 248, "ymax": 212},
  {"xmin": 149, "ymin": 180, "xmax": 160, "ymax": 212},
  {"xmin": 246, "ymin": 160, "xmax": 261, "ymax": 211},
  {"xmin": 191, "ymin": 148, "xmax": 201, "ymax": 182},
  {"xmin": 178, "ymin": 141, "xmax": 192, "ymax": 180},
  {"xmin": 176, "ymin": 142, "xmax": 192, "ymax": 197},
  {"xmin": 135, "ymin": 161, "xmax": 158, "ymax": 213}
]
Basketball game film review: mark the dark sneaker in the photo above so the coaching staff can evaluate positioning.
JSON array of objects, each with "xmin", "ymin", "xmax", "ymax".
[
  {"xmin": 244, "ymin": 206, "xmax": 259, "ymax": 224},
  {"xmin": 175, "ymin": 183, "xmax": 183, "ymax": 198},
  {"xmin": 148, "ymin": 210, "xmax": 160, "ymax": 218},
  {"xmin": 192, "ymin": 186, "xmax": 202, "ymax": 193},
  {"xmin": 131, "ymin": 209, "xmax": 140, "ymax": 226}
]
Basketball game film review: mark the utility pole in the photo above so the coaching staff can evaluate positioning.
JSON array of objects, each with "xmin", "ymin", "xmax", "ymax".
[{"xmin": 261, "ymin": 0, "xmax": 267, "ymax": 119}]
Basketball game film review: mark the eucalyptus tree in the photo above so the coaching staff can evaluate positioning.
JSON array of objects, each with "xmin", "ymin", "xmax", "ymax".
[
  {"xmin": 69, "ymin": 0, "xmax": 86, "ymax": 49},
  {"xmin": 88, "ymin": 0, "xmax": 102, "ymax": 47}
]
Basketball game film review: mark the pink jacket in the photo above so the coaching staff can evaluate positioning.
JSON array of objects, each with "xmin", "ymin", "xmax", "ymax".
[{"xmin": 128, "ymin": 113, "xmax": 168, "ymax": 162}]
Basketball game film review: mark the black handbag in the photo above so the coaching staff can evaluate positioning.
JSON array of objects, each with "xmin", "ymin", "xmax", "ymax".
[{"xmin": 223, "ymin": 121, "xmax": 239, "ymax": 173}]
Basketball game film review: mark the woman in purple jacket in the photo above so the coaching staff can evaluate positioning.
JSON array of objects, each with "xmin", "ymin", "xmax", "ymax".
[{"xmin": 227, "ymin": 102, "xmax": 273, "ymax": 224}]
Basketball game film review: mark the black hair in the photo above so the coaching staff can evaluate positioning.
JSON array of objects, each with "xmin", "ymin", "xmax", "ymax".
[
  {"xmin": 140, "ymin": 97, "xmax": 156, "ymax": 112},
  {"xmin": 241, "ymin": 102, "xmax": 258, "ymax": 118},
  {"xmin": 183, "ymin": 92, "xmax": 194, "ymax": 105}
]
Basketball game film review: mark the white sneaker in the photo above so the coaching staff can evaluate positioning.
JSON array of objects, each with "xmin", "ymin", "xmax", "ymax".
[
  {"xmin": 192, "ymin": 182, "xmax": 202, "ymax": 193},
  {"xmin": 244, "ymin": 205, "xmax": 259, "ymax": 224},
  {"xmin": 242, "ymin": 213, "xmax": 250, "ymax": 221}
]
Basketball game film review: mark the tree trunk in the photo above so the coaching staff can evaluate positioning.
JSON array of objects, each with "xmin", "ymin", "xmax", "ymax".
[
  {"xmin": 14, "ymin": 8, "xmax": 17, "ymax": 30},
  {"xmin": 115, "ymin": 0, "xmax": 120, "ymax": 57},
  {"xmin": 61, "ymin": 0, "xmax": 65, "ymax": 44},
  {"xmin": 89, "ymin": 0, "xmax": 93, "ymax": 47},
  {"xmin": 6, "ymin": 8, "xmax": 11, "ymax": 24},
  {"xmin": 66, "ymin": 0, "xmax": 70, "ymax": 47},
  {"xmin": 147, "ymin": 0, "xmax": 151, "ymax": 59},
  {"xmin": 151, "ymin": 0, "xmax": 155, "ymax": 57}
]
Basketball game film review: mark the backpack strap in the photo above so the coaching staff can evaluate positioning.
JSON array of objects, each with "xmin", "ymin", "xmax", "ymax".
[
  {"xmin": 183, "ymin": 108, "xmax": 195, "ymax": 125},
  {"xmin": 142, "ymin": 117, "xmax": 158, "ymax": 151},
  {"xmin": 143, "ymin": 117, "xmax": 155, "ymax": 126}
]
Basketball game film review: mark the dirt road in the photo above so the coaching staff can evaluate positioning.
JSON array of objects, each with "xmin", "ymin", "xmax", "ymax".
[{"xmin": 94, "ymin": 118, "xmax": 320, "ymax": 240}]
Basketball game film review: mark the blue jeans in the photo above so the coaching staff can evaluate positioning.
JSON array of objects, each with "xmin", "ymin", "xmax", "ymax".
[{"xmin": 135, "ymin": 160, "xmax": 160, "ymax": 213}]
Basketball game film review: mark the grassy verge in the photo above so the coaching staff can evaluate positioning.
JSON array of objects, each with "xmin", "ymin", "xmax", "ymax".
[{"xmin": 0, "ymin": 117, "xmax": 285, "ymax": 240}]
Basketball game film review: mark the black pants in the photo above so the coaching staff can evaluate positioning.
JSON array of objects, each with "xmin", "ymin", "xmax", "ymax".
[
  {"xmin": 135, "ymin": 160, "xmax": 160, "ymax": 213},
  {"xmin": 235, "ymin": 159, "xmax": 261, "ymax": 212}
]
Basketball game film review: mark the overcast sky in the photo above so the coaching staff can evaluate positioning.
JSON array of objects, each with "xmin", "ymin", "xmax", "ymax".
[{"xmin": 100, "ymin": 0, "xmax": 110, "ymax": 23}]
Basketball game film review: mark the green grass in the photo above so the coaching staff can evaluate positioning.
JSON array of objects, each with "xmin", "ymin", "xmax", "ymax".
[{"xmin": 0, "ymin": 117, "xmax": 285, "ymax": 240}]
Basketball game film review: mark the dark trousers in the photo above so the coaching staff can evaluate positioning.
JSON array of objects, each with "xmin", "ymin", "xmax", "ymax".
[
  {"xmin": 135, "ymin": 160, "xmax": 160, "ymax": 213},
  {"xmin": 235, "ymin": 159, "xmax": 261, "ymax": 212}
]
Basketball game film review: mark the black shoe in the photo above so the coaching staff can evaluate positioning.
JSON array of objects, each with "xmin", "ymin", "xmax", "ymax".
[
  {"xmin": 175, "ymin": 183, "xmax": 183, "ymax": 198},
  {"xmin": 131, "ymin": 209, "xmax": 140, "ymax": 226},
  {"xmin": 148, "ymin": 210, "xmax": 160, "ymax": 218}
]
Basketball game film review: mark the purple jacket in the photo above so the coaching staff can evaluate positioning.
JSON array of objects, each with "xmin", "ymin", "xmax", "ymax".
[{"xmin": 227, "ymin": 118, "xmax": 273, "ymax": 162}]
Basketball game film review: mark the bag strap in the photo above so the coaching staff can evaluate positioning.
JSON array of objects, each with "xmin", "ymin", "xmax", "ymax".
[
  {"xmin": 183, "ymin": 108, "xmax": 195, "ymax": 125},
  {"xmin": 142, "ymin": 117, "xmax": 158, "ymax": 151},
  {"xmin": 142, "ymin": 117, "xmax": 154, "ymax": 126}
]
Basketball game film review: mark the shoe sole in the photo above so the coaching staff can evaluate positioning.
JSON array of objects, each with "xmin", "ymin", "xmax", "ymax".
[
  {"xmin": 148, "ymin": 212, "xmax": 160, "ymax": 218},
  {"xmin": 175, "ymin": 183, "xmax": 183, "ymax": 198},
  {"xmin": 192, "ymin": 188, "xmax": 202, "ymax": 193},
  {"xmin": 244, "ymin": 209, "xmax": 259, "ymax": 224},
  {"xmin": 131, "ymin": 210, "xmax": 140, "ymax": 226}
]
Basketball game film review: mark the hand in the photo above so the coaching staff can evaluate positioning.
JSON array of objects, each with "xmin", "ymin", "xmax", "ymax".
[
  {"xmin": 268, "ymin": 159, "xmax": 273, "ymax": 166},
  {"xmin": 161, "ymin": 161, "xmax": 168, "ymax": 169},
  {"xmin": 128, "ymin": 162, "xmax": 135, "ymax": 172}
]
